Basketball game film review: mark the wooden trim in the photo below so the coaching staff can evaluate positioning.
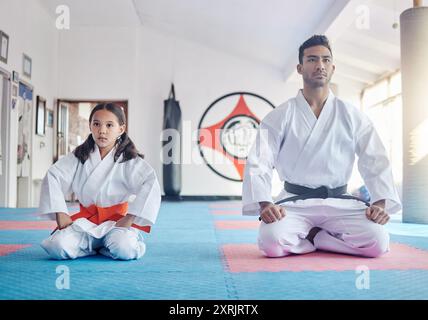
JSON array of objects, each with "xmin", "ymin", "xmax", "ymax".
[{"xmin": 414, "ymin": 0, "xmax": 423, "ymax": 7}]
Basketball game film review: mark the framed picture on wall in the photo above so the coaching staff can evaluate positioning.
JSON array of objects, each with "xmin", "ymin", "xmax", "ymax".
[
  {"xmin": 0, "ymin": 31, "xmax": 9, "ymax": 64},
  {"xmin": 23, "ymin": 54, "xmax": 32, "ymax": 78},
  {"xmin": 36, "ymin": 96, "xmax": 46, "ymax": 136}
]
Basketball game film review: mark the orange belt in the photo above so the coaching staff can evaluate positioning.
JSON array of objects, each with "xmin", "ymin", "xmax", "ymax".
[{"xmin": 53, "ymin": 202, "xmax": 151, "ymax": 234}]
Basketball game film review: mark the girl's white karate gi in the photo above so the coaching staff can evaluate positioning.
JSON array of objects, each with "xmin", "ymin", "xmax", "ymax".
[
  {"xmin": 242, "ymin": 90, "xmax": 402, "ymax": 258},
  {"xmin": 39, "ymin": 144, "xmax": 161, "ymax": 260}
]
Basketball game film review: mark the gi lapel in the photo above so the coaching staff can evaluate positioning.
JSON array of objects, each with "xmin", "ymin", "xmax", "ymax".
[
  {"xmin": 288, "ymin": 89, "xmax": 336, "ymax": 182},
  {"xmin": 80, "ymin": 144, "xmax": 120, "ymax": 205}
]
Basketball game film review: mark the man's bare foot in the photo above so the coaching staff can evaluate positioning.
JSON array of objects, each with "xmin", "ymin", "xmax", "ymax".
[{"xmin": 306, "ymin": 227, "xmax": 322, "ymax": 245}]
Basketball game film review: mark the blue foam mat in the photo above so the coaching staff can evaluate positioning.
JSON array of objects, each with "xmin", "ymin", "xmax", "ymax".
[{"xmin": 0, "ymin": 201, "xmax": 427, "ymax": 300}]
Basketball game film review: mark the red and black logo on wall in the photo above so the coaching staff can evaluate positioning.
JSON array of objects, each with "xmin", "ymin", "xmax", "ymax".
[{"xmin": 198, "ymin": 92, "xmax": 275, "ymax": 182}]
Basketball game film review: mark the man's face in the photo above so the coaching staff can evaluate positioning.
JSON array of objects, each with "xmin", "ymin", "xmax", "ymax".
[{"xmin": 297, "ymin": 45, "xmax": 335, "ymax": 88}]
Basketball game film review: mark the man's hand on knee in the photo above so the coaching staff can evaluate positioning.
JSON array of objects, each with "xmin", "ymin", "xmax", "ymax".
[
  {"xmin": 366, "ymin": 201, "xmax": 390, "ymax": 225},
  {"xmin": 259, "ymin": 202, "xmax": 286, "ymax": 224}
]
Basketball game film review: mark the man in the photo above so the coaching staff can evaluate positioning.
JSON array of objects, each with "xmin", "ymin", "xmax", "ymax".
[{"xmin": 242, "ymin": 35, "xmax": 401, "ymax": 258}]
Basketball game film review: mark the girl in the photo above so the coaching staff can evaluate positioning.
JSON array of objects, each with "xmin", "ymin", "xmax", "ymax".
[{"xmin": 39, "ymin": 103, "xmax": 161, "ymax": 260}]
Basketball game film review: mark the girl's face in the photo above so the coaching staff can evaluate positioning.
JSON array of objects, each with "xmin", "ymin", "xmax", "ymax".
[{"xmin": 90, "ymin": 109, "xmax": 125, "ymax": 151}]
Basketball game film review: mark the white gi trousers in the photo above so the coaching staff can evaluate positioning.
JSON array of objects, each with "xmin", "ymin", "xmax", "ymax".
[
  {"xmin": 258, "ymin": 206, "xmax": 390, "ymax": 258},
  {"xmin": 40, "ymin": 219, "xmax": 146, "ymax": 260}
]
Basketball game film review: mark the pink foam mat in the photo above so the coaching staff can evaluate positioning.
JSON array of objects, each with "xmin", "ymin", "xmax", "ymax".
[
  {"xmin": 0, "ymin": 244, "xmax": 32, "ymax": 256},
  {"xmin": 210, "ymin": 210, "xmax": 242, "ymax": 215},
  {"xmin": 222, "ymin": 243, "xmax": 428, "ymax": 272},
  {"xmin": 209, "ymin": 203, "xmax": 242, "ymax": 209},
  {"xmin": 0, "ymin": 221, "xmax": 56, "ymax": 230},
  {"xmin": 215, "ymin": 221, "xmax": 260, "ymax": 229}
]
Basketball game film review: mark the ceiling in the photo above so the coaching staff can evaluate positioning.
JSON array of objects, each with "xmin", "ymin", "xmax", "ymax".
[
  {"xmin": 38, "ymin": 0, "xmax": 421, "ymax": 91},
  {"xmin": 319, "ymin": 0, "xmax": 416, "ymax": 91}
]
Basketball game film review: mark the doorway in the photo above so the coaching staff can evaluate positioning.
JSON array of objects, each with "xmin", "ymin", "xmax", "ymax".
[
  {"xmin": 0, "ymin": 68, "xmax": 11, "ymax": 207},
  {"xmin": 16, "ymin": 81, "xmax": 34, "ymax": 207}
]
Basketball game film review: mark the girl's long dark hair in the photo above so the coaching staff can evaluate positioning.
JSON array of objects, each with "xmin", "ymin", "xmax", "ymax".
[{"xmin": 73, "ymin": 103, "xmax": 144, "ymax": 164}]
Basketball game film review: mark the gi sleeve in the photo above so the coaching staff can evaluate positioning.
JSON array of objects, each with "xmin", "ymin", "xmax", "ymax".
[
  {"xmin": 242, "ymin": 107, "xmax": 286, "ymax": 216},
  {"xmin": 126, "ymin": 158, "xmax": 162, "ymax": 226},
  {"xmin": 355, "ymin": 119, "xmax": 402, "ymax": 214},
  {"xmin": 39, "ymin": 152, "xmax": 79, "ymax": 220}
]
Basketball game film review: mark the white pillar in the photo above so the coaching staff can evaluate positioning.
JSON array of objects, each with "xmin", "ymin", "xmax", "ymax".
[{"xmin": 400, "ymin": 6, "xmax": 428, "ymax": 223}]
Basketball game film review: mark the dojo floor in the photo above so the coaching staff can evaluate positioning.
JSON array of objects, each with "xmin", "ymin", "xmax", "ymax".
[{"xmin": 0, "ymin": 201, "xmax": 428, "ymax": 300}]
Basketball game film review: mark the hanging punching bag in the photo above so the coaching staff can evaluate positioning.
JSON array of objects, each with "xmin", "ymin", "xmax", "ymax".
[{"xmin": 162, "ymin": 84, "xmax": 182, "ymax": 197}]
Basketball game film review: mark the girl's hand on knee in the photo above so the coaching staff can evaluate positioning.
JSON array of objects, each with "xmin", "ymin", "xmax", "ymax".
[
  {"xmin": 259, "ymin": 203, "xmax": 286, "ymax": 224},
  {"xmin": 56, "ymin": 212, "xmax": 73, "ymax": 230},
  {"xmin": 115, "ymin": 214, "xmax": 136, "ymax": 228}
]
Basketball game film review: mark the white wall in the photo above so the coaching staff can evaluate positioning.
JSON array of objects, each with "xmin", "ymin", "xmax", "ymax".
[
  {"xmin": 0, "ymin": 1, "xmax": 369, "ymax": 203},
  {"xmin": 136, "ymin": 27, "xmax": 371, "ymax": 196},
  {"xmin": 57, "ymin": 26, "xmax": 139, "ymax": 101},
  {"xmin": 56, "ymin": 24, "xmax": 301, "ymax": 196},
  {"xmin": 2, "ymin": 5, "xmax": 370, "ymax": 203},
  {"xmin": 137, "ymin": 26, "xmax": 301, "ymax": 196},
  {"xmin": 0, "ymin": 0, "xmax": 58, "ymax": 206}
]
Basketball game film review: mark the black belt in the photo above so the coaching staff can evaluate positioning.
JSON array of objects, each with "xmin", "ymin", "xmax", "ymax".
[{"xmin": 275, "ymin": 181, "xmax": 370, "ymax": 207}]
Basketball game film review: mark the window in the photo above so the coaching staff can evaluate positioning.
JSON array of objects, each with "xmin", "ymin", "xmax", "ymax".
[{"xmin": 361, "ymin": 71, "xmax": 403, "ymax": 197}]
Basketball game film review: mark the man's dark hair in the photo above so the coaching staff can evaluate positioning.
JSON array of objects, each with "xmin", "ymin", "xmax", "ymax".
[{"xmin": 298, "ymin": 35, "xmax": 332, "ymax": 64}]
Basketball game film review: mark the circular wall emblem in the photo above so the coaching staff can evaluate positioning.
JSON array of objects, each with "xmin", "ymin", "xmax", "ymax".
[
  {"xmin": 198, "ymin": 92, "xmax": 275, "ymax": 182},
  {"xmin": 221, "ymin": 115, "xmax": 259, "ymax": 160}
]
